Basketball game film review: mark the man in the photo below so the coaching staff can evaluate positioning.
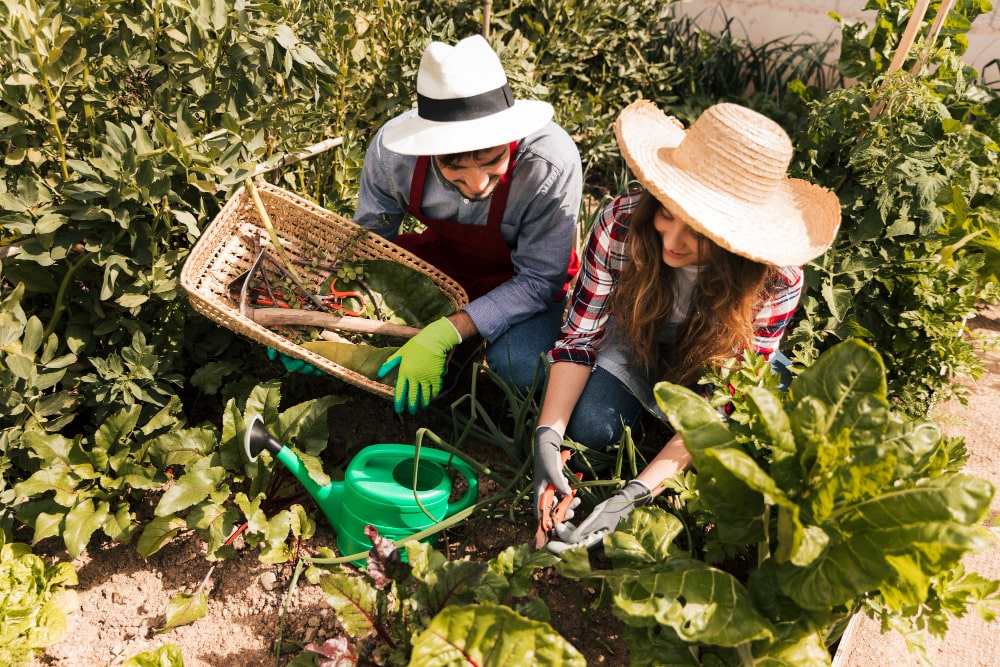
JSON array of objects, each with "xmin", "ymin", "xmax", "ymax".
[{"xmin": 354, "ymin": 35, "xmax": 582, "ymax": 415}]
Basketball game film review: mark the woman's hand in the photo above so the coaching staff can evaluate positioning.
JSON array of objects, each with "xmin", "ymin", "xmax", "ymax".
[{"xmin": 546, "ymin": 479, "xmax": 653, "ymax": 553}]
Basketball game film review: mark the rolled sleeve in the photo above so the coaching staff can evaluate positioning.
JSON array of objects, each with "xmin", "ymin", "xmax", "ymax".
[
  {"xmin": 752, "ymin": 266, "xmax": 803, "ymax": 357},
  {"xmin": 548, "ymin": 193, "xmax": 637, "ymax": 365}
]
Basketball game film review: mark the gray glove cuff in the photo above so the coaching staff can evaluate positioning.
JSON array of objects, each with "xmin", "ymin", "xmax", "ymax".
[
  {"xmin": 621, "ymin": 479, "xmax": 654, "ymax": 506},
  {"xmin": 535, "ymin": 425, "xmax": 563, "ymax": 440}
]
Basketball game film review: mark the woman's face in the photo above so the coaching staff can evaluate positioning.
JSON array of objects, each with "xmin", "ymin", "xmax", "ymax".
[{"xmin": 652, "ymin": 203, "xmax": 707, "ymax": 268}]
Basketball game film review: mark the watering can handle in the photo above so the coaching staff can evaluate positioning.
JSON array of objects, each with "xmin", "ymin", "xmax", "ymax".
[{"xmin": 416, "ymin": 448, "xmax": 479, "ymax": 515}]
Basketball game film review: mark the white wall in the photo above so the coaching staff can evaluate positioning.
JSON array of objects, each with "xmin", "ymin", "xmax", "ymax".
[{"xmin": 672, "ymin": 0, "xmax": 999, "ymax": 75}]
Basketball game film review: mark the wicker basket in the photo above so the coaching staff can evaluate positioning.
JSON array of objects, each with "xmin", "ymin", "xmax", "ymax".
[{"xmin": 180, "ymin": 182, "xmax": 468, "ymax": 399}]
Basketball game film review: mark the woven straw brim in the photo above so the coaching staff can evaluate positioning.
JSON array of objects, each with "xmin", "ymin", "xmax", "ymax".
[
  {"xmin": 382, "ymin": 101, "xmax": 553, "ymax": 155},
  {"xmin": 615, "ymin": 101, "xmax": 841, "ymax": 266},
  {"xmin": 180, "ymin": 183, "xmax": 468, "ymax": 399}
]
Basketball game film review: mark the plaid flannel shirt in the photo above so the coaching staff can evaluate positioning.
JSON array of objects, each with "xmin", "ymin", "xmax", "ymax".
[{"xmin": 548, "ymin": 192, "xmax": 803, "ymax": 367}]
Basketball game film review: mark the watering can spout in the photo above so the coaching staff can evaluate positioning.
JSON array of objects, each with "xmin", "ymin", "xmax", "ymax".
[
  {"xmin": 244, "ymin": 416, "xmax": 284, "ymax": 460},
  {"xmin": 244, "ymin": 416, "xmax": 345, "ymax": 524}
]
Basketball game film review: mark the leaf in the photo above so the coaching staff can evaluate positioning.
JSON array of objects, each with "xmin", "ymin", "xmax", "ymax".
[
  {"xmin": 624, "ymin": 625, "xmax": 701, "ymax": 666},
  {"xmin": 317, "ymin": 570, "xmax": 380, "ymax": 639},
  {"xmin": 485, "ymin": 544, "xmax": 558, "ymax": 599},
  {"xmin": 340, "ymin": 259, "xmax": 456, "ymax": 326},
  {"xmin": 137, "ymin": 516, "xmax": 187, "ymax": 559},
  {"xmin": 301, "ymin": 340, "xmax": 397, "ymax": 380},
  {"xmin": 121, "ymin": 643, "xmax": 185, "ymax": 667},
  {"xmin": 409, "ymin": 602, "xmax": 586, "ymax": 666},
  {"xmin": 750, "ymin": 620, "xmax": 831, "ymax": 665},
  {"xmin": 275, "ymin": 393, "xmax": 347, "ymax": 456},
  {"xmin": 604, "ymin": 506, "xmax": 685, "ymax": 565},
  {"xmin": 653, "ymin": 383, "xmax": 767, "ymax": 544},
  {"xmin": 156, "ymin": 590, "xmax": 208, "ymax": 633},
  {"xmin": 788, "ymin": 338, "xmax": 889, "ymax": 439},
  {"xmin": 411, "ymin": 558, "xmax": 488, "ymax": 616},
  {"xmin": 303, "ymin": 635, "xmax": 358, "ymax": 665},
  {"xmin": 31, "ymin": 512, "xmax": 66, "ymax": 544},
  {"xmin": 839, "ymin": 474, "xmax": 994, "ymax": 533},
  {"xmin": 0, "ymin": 546, "xmax": 76, "ymax": 663},
  {"xmin": 63, "ymin": 499, "xmax": 110, "ymax": 558},
  {"xmin": 606, "ymin": 555, "xmax": 775, "ymax": 647},
  {"xmin": 154, "ymin": 462, "xmax": 225, "ymax": 516}
]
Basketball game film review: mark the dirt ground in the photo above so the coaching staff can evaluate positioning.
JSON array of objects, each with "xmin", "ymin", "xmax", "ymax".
[{"xmin": 29, "ymin": 307, "xmax": 1000, "ymax": 667}]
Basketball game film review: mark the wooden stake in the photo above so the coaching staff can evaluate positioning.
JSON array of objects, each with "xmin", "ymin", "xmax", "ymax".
[
  {"xmin": 909, "ymin": 0, "xmax": 957, "ymax": 76},
  {"xmin": 870, "ymin": 0, "xmax": 931, "ymax": 119}
]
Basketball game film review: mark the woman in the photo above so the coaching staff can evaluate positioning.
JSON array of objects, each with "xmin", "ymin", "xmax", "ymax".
[{"xmin": 535, "ymin": 100, "xmax": 841, "ymax": 552}]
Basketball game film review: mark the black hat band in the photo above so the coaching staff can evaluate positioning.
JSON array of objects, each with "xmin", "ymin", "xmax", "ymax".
[{"xmin": 417, "ymin": 84, "xmax": 514, "ymax": 122}]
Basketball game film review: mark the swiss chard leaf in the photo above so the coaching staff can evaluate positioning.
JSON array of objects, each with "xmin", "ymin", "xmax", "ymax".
[
  {"xmin": 409, "ymin": 602, "xmax": 587, "ymax": 666},
  {"xmin": 301, "ymin": 339, "xmax": 397, "ymax": 380}
]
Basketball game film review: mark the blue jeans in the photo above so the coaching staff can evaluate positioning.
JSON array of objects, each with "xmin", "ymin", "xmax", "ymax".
[
  {"xmin": 484, "ymin": 300, "xmax": 566, "ymax": 397},
  {"xmin": 566, "ymin": 352, "xmax": 795, "ymax": 452}
]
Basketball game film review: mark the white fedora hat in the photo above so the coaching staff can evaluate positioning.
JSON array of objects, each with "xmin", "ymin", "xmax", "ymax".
[
  {"xmin": 382, "ymin": 35, "xmax": 554, "ymax": 156},
  {"xmin": 615, "ymin": 100, "xmax": 841, "ymax": 266}
]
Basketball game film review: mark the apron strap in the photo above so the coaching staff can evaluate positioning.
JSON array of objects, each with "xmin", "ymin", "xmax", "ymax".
[{"xmin": 486, "ymin": 141, "xmax": 518, "ymax": 229}]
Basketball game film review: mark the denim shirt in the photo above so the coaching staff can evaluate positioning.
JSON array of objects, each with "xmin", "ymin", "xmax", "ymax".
[{"xmin": 354, "ymin": 117, "xmax": 582, "ymax": 343}]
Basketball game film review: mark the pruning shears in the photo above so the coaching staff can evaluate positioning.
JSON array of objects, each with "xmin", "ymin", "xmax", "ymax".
[
  {"xmin": 248, "ymin": 279, "xmax": 366, "ymax": 316},
  {"xmin": 533, "ymin": 449, "xmax": 583, "ymax": 549},
  {"xmin": 318, "ymin": 279, "xmax": 367, "ymax": 317}
]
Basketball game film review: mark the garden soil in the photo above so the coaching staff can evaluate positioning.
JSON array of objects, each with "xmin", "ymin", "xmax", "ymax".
[{"xmin": 30, "ymin": 306, "xmax": 1000, "ymax": 667}]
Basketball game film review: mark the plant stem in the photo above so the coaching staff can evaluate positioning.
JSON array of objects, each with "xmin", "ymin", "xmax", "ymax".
[
  {"xmin": 736, "ymin": 641, "xmax": 754, "ymax": 666},
  {"xmin": 43, "ymin": 250, "xmax": 93, "ymax": 340},
  {"xmin": 274, "ymin": 557, "xmax": 306, "ymax": 666},
  {"xmin": 303, "ymin": 495, "xmax": 506, "ymax": 565},
  {"xmin": 244, "ymin": 178, "xmax": 323, "ymax": 309},
  {"xmin": 759, "ymin": 504, "xmax": 771, "ymax": 568},
  {"xmin": 31, "ymin": 33, "xmax": 69, "ymax": 182}
]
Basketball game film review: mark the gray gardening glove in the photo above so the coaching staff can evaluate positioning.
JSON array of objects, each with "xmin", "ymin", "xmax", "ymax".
[
  {"xmin": 547, "ymin": 479, "xmax": 653, "ymax": 554},
  {"xmin": 533, "ymin": 426, "xmax": 574, "ymax": 520}
]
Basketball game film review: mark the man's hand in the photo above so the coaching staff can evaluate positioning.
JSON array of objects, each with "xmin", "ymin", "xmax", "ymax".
[
  {"xmin": 377, "ymin": 317, "xmax": 460, "ymax": 414},
  {"xmin": 546, "ymin": 479, "xmax": 653, "ymax": 554},
  {"xmin": 533, "ymin": 426, "xmax": 574, "ymax": 519}
]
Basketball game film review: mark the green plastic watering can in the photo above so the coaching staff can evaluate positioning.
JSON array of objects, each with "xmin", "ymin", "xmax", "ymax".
[{"xmin": 244, "ymin": 416, "xmax": 478, "ymax": 565}]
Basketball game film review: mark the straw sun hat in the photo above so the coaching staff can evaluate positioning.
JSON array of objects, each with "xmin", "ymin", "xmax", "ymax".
[
  {"xmin": 382, "ymin": 35, "xmax": 554, "ymax": 156},
  {"xmin": 614, "ymin": 100, "xmax": 841, "ymax": 266}
]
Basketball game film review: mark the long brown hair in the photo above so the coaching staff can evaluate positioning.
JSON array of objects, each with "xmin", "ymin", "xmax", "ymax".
[{"xmin": 610, "ymin": 191, "xmax": 777, "ymax": 385}]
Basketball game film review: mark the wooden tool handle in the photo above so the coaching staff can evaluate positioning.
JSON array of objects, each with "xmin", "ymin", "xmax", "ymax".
[{"xmin": 249, "ymin": 308, "xmax": 420, "ymax": 338}]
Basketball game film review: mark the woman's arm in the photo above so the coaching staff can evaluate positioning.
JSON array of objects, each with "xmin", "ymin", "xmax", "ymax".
[
  {"xmin": 538, "ymin": 360, "xmax": 592, "ymax": 432},
  {"xmin": 636, "ymin": 432, "xmax": 691, "ymax": 496}
]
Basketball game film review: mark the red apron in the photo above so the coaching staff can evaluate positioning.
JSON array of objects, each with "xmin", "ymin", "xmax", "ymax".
[{"xmin": 396, "ymin": 142, "xmax": 579, "ymax": 301}]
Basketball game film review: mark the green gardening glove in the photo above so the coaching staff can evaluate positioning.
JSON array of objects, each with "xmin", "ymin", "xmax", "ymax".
[
  {"xmin": 377, "ymin": 317, "xmax": 461, "ymax": 415},
  {"xmin": 266, "ymin": 347, "xmax": 324, "ymax": 376}
]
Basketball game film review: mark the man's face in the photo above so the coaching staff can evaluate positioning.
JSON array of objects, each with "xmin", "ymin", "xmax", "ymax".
[{"xmin": 434, "ymin": 144, "xmax": 511, "ymax": 201}]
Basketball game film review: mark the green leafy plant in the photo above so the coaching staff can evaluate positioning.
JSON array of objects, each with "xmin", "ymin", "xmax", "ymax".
[
  {"xmin": 121, "ymin": 644, "xmax": 185, "ymax": 667},
  {"xmin": 292, "ymin": 529, "xmax": 584, "ymax": 666},
  {"xmin": 0, "ymin": 533, "xmax": 77, "ymax": 667},
  {"xmin": 554, "ymin": 339, "xmax": 998, "ymax": 665},
  {"xmin": 786, "ymin": 0, "xmax": 1000, "ymax": 416},
  {"xmin": 650, "ymin": 5, "xmax": 844, "ymax": 129}
]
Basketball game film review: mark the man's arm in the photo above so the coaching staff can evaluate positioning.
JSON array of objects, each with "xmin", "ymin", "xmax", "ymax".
[
  {"xmin": 446, "ymin": 310, "xmax": 478, "ymax": 340},
  {"xmin": 353, "ymin": 124, "xmax": 407, "ymax": 240}
]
